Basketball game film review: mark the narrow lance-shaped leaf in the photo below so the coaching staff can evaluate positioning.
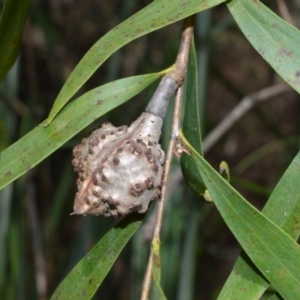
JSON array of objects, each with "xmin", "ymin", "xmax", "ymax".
[
  {"xmin": 180, "ymin": 38, "xmax": 206, "ymax": 196},
  {"xmin": 45, "ymin": 0, "xmax": 225, "ymax": 125},
  {"xmin": 218, "ymin": 149, "xmax": 300, "ymax": 299},
  {"xmin": 180, "ymin": 132, "xmax": 300, "ymax": 300},
  {"xmin": 0, "ymin": 73, "xmax": 160, "ymax": 190},
  {"xmin": 50, "ymin": 213, "xmax": 143, "ymax": 300},
  {"xmin": 0, "ymin": 0, "xmax": 31, "ymax": 81},
  {"xmin": 228, "ymin": 0, "xmax": 300, "ymax": 94}
]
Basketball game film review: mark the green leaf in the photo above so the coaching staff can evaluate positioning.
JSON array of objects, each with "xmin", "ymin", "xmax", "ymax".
[
  {"xmin": 45, "ymin": 0, "xmax": 225, "ymax": 125},
  {"xmin": 267, "ymin": 294, "xmax": 282, "ymax": 300},
  {"xmin": 228, "ymin": 0, "xmax": 300, "ymax": 94},
  {"xmin": 0, "ymin": 73, "xmax": 160, "ymax": 190},
  {"xmin": 152, "ymin": 275, "xmax": 167, "ymax": 300},
  {"xmin": 50, "ymin": 213, "xmax": 143, "ymax": 300},
  {"xmin": 0, "ymin": 0, "xmax": 31, "ymax": 82},
  {"xmin": 180, "ymin": 133, "xmax": 300, "ymax": 300},
  {"xmin": 151, "ymin": 236, "xmax": 167, "ymax": 300},
  {"xmin": 218, "ymin": 150, "xmax": 300, "ymax": 299},
  {"xmin": 180, "ymin": 38, "xmax": 206, "ymax": 196}
]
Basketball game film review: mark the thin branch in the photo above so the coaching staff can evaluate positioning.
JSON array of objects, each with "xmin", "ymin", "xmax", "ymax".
[
  {"xmin": 26, "ymin": 183, "xmax": 47, "ymax": 300},
  {"xmin": 141, "ymin": 85, "xmax": 185, "ymax": 300},
  {"xmin": 169, "ymin": 16, "xmax": 195, "ymax": 86},
  {"xmin": 140, "ymin": 17, "xmax": 194, "ymax": 300},
  {"xmin": 0, "ymin": 92, "xmax": 27, "ymax": 116},
  {"xmin": 145, "ymin": 15, "xmax": 195, "ymax": 119},
  {"xmin": 202, "ymin": 83, "xmax": 292, "ymax": 153},
  {"xmin": 276, "ymin": 0, "xmax": 295, "ymax": 26},
  {"xmin": 141, "ymin": 168, "xmax": 183, "ymax": 241}
]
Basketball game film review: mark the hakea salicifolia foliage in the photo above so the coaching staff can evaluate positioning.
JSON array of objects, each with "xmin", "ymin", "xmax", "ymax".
[{"xmin": 72, "ymin": 112, "xmax": 165, "ymax": 217}]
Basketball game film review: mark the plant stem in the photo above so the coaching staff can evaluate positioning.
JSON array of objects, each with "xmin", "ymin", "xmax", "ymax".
[
  {"xmin": 140, "ymin": 16, "xmax": 195, "ymax": 300},
  {"xmin": 145, "ymin": 76, "xmax": 178, "ymax": 119},
  {"xmin": 203, "ymin": 83, "xmax": 291, "ymax": 153}
]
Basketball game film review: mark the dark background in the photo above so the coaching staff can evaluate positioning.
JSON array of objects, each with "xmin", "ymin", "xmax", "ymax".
[{"xmin": 0, "ymin": 0, "xmax": 300, "ymax": 299}]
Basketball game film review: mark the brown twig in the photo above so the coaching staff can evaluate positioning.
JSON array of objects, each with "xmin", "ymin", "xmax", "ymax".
[
  {"xmin": 140, "ymin": 85, "xmax": 184, "ymax": 300},
  {"xmin": 202, "ymin": 82, "xmax": 292, "ymax": 153},
  {"xmin": 140, "ymin": 17, "xmax": 194, "ymax": 300},
  {"xmin": 276, "ymin": 0, "xmax": 294, "ymax": 26},
  {"xmin": 0, "ymin": 92, "xmax": 27, "ymax": 116},
  {"xmin": 141, "ymin": 168, "xmax": 183, "ymax": 241},
  {"xmin": 169, "ymin": 16, "xmax": 195, "ymax": 86}
]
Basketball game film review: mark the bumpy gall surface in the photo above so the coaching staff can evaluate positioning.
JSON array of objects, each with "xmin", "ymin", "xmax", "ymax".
[{"xmin": 72, "ymin": 112, "xmax": 165, "ymax": 217}]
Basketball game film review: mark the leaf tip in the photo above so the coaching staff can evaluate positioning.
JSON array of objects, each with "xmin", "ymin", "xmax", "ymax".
[{"xmin": 43, "ymin": 119, "xmax": 51, "ymax": 127}]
